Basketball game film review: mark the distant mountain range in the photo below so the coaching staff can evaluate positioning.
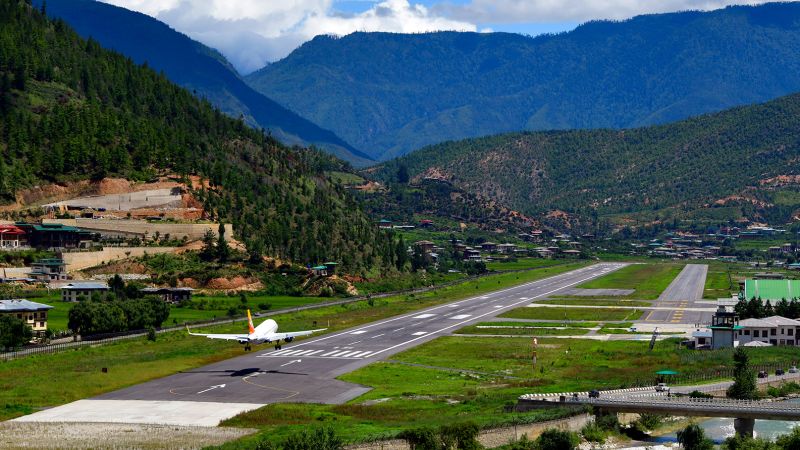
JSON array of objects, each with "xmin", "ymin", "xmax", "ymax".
[
  {"xmin": 248, "ymin": 2, "xmax": 800, "ymax": 161},
  {"xmin": 40, "ymin": 0, "xmax": 373, "ymax": 166},
  {"xmin": 370, "ymin": 92, "xmax": 800, "ymax": 225}
]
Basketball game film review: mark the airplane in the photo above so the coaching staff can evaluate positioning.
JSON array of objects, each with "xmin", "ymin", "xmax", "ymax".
[{"xmin": 187, "ymin": 310, "xmax": 326, "ymax": 351}]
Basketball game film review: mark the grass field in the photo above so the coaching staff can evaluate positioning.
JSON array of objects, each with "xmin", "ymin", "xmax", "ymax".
[
  {"xmin": 704, "ymin": 263, "xmax": 734, "ymax": 299},
  {"xmin": 577, "ymin": 263, "xmax": 684, "ymax": 299},
  {"xmin": 499, "ymin": 306, "xmax": 643, "ymax": 322},
  {"xmin": 539, "ymin": 298, "xmax": 651, "ymax": 307},
  {"xmin": 485, "ymin": 258, "xmax": 570, "ymax": 271},
  {"xmin": 0, "ymin": 261, "xmax": 590, "ymax": 423},
  {"xmin": 457, "ymin": 324, "xmax": 591, "ymax": 336},
  {"xmin": 216, "ymin": 336, "xmax": 800, "ymax": 447}
]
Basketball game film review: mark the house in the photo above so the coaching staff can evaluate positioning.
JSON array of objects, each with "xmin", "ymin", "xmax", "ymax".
[
  {"xmin": 413, "ymin": 240, "xmax": 435, "ymax": 254},
  {"xmin": 60, "ymin": 281, "xmax": 110, "ymax": 302},
  {"xmin": 737, "ymin": 316, "xmax": 800, "ymax": 347},
  {"xmin": 28, "ymin": 258, "xmax": 68, "ymax": 282},
  {"xmin": 0, "ymin": 224, "xmax": 26, "ymax": 249},
  {"xmin": 0, "ymin": 299, "xmax": 53, "ymax": 337},
  {"xmin": 16, "ymin": 222, "xmax": 95, "ymax": 249},
  {"xmin": 140, "ymin": 287, "xmax": 194, "ymax": 303},
  {"xmin": 562, "ymin": 249, "xmax": 582, "ymax": 257},
  {"xmin": 377, "ymin": 219, "xmax": 393, "ymax": 229},
  {"xmin": 311, "ymin": 265, "xmax": 329, "ymax": 276},
  {"xmin": 496, "ymin": 243, "xmax": 517, "ymax": 254},
  {"xmin": 464, "ymin": 248, "xmax": 482, "ymax": 261},
  {"xmin": 419, "ymin": 219, "xmax": 434, "ymax": 228},
  {"xmin": 481, "ymin": 242, "xmax": 497, "ymax": 252}
]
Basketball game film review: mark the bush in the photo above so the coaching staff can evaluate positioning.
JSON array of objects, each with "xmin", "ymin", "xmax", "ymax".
[
  {"xmin": 440, "ymin": 422, "xmax": 481, "ymax": 450},
  {"xmin": 580, "ymin": 423, "xmax": 607, "ymax": 443},
  {"xmin": 689, "ymin": 390, "xmax": 714, "ymax": 399},
  {"xmin": 258, "ymin": 302, "xmax": 272, "ymax": 311},
  {"xmin": 398, "ymin": 427, "xmax": 440, "ymax": 450},
  {"xmin": 677, "ymin": 424, "xmax": 714, "ymax": 450},
  {"xmin": 632, "ymin": 413, "xmax": 664, "ymax": 433},
  {"xmin": 534, "ymin": 428, "xmax": 579, "ymax": 450},
  {"xmin": 776, "ymin": 426, "xmax": 800, "ymax": 449},
  {"xmin": 506, "ymin": 435, "xmax": 535, "ymax": 450},
  {"xmin": 594, "ymin": 413, "xmax": 619, "ymax": 431},
  {"xmin": 146, "ymin": 326, "xmax": 157, "ymax": 341},
  {"xmin": 722, "ymin": 435, "xmax": 779, "ymax": 450}
]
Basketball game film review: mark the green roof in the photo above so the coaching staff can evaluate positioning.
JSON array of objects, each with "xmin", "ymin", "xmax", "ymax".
[
  {"xmin": 655, "ymin": 370, "xmax": 679, "ymax": 375},
  {"xmin": 744, "ymin": 279, "xmax": 800, "ymax": 301},
  {"xmin": 311, "ymin": 265, "xmax": 328, "ymax": 270},
  {"xmin": 31, "ymin": 224, "xmax": 81, "ymax": 232}
]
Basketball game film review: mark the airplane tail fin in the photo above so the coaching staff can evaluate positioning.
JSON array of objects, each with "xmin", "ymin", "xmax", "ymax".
[{"xmin": 247, "ymin": 309, "xmax": 255, "ymax": 335}]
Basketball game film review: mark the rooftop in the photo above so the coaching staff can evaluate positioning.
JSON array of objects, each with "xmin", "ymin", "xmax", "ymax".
[
  {"xmin": 739, "ymin": 316, "xmax": 800, "ymax": 328},
  {"xmin": 61, "ymin": 282, "xmax": 110, "ymax": 290},
  {"xmin": 744, "ymin": 279, "xmax": 800, "ymax": 300},
  {"xmin": 0, "ymin": 299, "xmax": 53, "ymax": 312},
  {"xmin": 141, "ymin": 287, "xmax": 194, "ymax": 292}
]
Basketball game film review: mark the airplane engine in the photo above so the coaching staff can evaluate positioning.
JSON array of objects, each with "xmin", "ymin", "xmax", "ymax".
[
  {"xmin": 238, "ymin": 339, "xmax": 249, "ymax": 345},
  {"xmin": 284, "ymin": 336, "xmax": 294, "ymax": 343}
]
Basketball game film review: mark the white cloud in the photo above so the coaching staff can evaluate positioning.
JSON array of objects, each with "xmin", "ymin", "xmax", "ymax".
[
  {"xmin": 101, "ymin": 0, "xmax": 475, "ymax": 73},
  {"xmin": 440, "ymin": 0, "xmax": 786, "ymax": 24}
]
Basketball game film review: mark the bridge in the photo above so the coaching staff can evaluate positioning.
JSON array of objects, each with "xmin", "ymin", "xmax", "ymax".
[{"xmin": 517, "ymin": 393, "xmax": 800, "ymax": 437}]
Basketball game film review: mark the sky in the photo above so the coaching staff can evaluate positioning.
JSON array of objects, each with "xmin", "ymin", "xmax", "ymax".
[{"xmin": 100, "ymin": 0, "xmax": 785, "ymax": 74}]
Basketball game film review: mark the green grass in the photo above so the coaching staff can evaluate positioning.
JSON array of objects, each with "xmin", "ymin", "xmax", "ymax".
[
  {"xmin": 499, "ymin": 306, "xmax": 642, "ymax": 322},
  {"xmin": 473, "ymin": 321, "xmax": 600, "ymax": 328},
  {"xmin": 0, "ymin": 261, "xmax": 591, "ymax": 423},
  {"xmin": 217, "ymin": 335, "xmax": 800, "ymax": 447},
  {"xmin": 485, "ymin": 258, "xmax": 568, "ymax": 271},
  {"xmin": 457, "ymin": 324, "xmax": 591, "ymax": 336},
  {"xmin": 577, "ymin": 263, "xmax": 684, "ymax": 299},
  {"xmin": 704, "ymin": 265, "xmax": 734, "ymax": 299},
  {"xmin": 539, "ymin": 298, "xmax": 651, "ymax": 307}
]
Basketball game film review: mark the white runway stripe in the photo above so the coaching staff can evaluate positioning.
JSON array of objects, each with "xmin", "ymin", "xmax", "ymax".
[
  {"xmin": 337, "ymin": 351, "xmax": 361, "ymax": 357},
  {"xmin": 350, "ymin": 351, "xmax": 372, "ymax": 358}
]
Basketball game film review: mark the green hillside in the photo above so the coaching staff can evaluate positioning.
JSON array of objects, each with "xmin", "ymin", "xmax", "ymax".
[
  {"xmin": 372, "ymin": 92, "xmax": 800, "ymax": 225},
  {"xmin": 248, "ymin": 3, "xmax": 800, "ymax": 160},
  {"xmin": 0, "ymin": 0, "xmax": 393, "ymax": 271}
]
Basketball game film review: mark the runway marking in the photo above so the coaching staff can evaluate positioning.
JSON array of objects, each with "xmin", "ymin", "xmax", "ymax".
[
  {"xmin": 282, "ymin": 264, "xmax": 626, "ymax": 356},
  {"xmin": 321, "ymin": 350, "xmax": 341, "ymax": 356},
  {"xmin": 241, "ymin": 374, "xmax": 300, "ymax": 400},
  {"xmin": 394, "ymin": 327, "xmax": 406, "ymax": 332},
  {"xmin": 412, "ymin": 331, "xmax": 428, "ymax": 336},
  {"xmin": 450, "ymin": 314, "xmax": 471, "ymax": 320},
  {"xmin": 371, "ymin": 334, "xmax": 384, "ymax": 339},
  {"xmin": 493, "ymin": 305, "xmax": 503, "ymax": 308},
  {"xmin": 350, "ymin": 330, "xmax": 367, "ymax": 335},
  {"xmin": 413, "ymin": 314, "xmax": 436, "ymax": 319},
  {"xmin": 350, "ymin": 351, "xmax": 373, "ymax": 358},
  {"xmin": 348, "ymin": 340, "xmax": 363, "ymax": 345}
]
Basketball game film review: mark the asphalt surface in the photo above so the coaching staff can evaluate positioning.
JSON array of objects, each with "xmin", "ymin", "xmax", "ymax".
[
  {"xmin": 643, "ymin": 264, "xmax": 712, "ymax": 325},
  {"xmin": 97, "ymin": 263, "xmax": 626, "ymax": 405}
]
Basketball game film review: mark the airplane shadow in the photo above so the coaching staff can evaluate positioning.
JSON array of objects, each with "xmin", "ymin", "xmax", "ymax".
[{"xmin": 180, "ymin": 368, "xmax": 308, "ymax": 377}]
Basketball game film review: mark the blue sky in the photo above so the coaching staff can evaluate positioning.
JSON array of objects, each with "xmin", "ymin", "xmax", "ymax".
[{"xmin": 101, "ymin": 0, "xmax": 781, "ymax": 74}]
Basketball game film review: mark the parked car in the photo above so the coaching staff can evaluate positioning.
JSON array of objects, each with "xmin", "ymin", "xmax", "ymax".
[
  {"xmin": 655, "ymin": 383, "xmax": 670, "ymax": 392},
  {"xmin": 789, "ymin": 366, "xmax": 799, "ymax": 374},
  {"xmin": 758, "ymin": 371, "xmax": 769, "ymax": 378},
  {"xmin": 589, "ymin": 390, "xmax": 600, "ymax": 398},
  {"xmin": 776, "ymin": 369, "xmax": 785, "ymax": 376}
]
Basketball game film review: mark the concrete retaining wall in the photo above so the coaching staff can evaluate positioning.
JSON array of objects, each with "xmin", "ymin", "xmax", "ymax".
[
  {"xmin": 345, "ymin": 414, "xmax": 592, "ymax": 450},
  {"xmin": 62, "ymin": 247, "xmax": 177, "ymax": 272},
  {"xmin": 44, "ymin": 219, "xmax": 233, "ymax": 241}
]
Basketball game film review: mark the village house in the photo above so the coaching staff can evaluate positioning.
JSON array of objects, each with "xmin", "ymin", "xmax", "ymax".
[
  {"xmin": 496, "ymin": 243, "xmax": 517, "ymax": 254},
  {"xmin": 480, "ymin": 242, "xmax": 497, "ymax": 253},
  {"xmin": 140, "ymin": 287, "xmax": 194, "ymax": 304},
  {"xmin": 0, "ymin": 299, "xmax": 53, "ymax": 337},
  {"xmin": 16, "ymin": 222, "xmax": 95, "ymax": 249},
  {"xmin": 60, "ymin": 281, "xmax": 110, "ymax": 302},
  {"xmin": 377, "ymin": 219, "xmax": 393, "ymax": 229},
  {"xmin": 28, "ymin": 258, "xmax": 68, "ymax": 282},
  {"xmin": 413, "ymin": 240, "xmax": 435, "ymax": 254},
  {"xmin": 0, "ymin": 224, "xmax": 26, "ymax": 249}
]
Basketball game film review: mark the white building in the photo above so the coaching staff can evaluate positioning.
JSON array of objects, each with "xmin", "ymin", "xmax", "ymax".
[
  {"xmin": 60, "ymin": 281, "xmax": 110, "ymax": 302},
  {"xmin": 737, "ymin": 316, "xmax": 800, "ymax": 347}
]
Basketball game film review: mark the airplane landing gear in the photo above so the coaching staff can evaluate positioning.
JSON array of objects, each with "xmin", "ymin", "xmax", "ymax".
[
  {"xmin": 244, "ymin": 343, "xmax": 252, "ymax": 351},
  {"xmin": 274, "ymin": 340, "xmax": 282, "ymax": 350}
]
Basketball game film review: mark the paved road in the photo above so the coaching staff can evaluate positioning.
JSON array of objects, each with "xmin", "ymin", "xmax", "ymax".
[
  {"xmin": 93, "ymin": 263, "xmax": 626, "ymax": 406},
  {"xmin": 644, "ymin": 264, "xmax": 711, "ymax": 325}
]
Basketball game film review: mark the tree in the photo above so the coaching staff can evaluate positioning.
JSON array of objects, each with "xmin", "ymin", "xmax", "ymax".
[
  {"xmin": 109, "ymin": 274, "xmax": 125, "ymax": 298},
  {"xmin": 395, "ymin": 235, "xmax": 408, "ymax": 270},
  {"xmin": 0, "ymin": 315, "xmax": 33, "ymax": 350},
  {"xmin": 677, "ymin": 424, "xmax": 713, "ymax": 450},
  {"xmin": 398, "ymin": 427, "xmax": 439, "ymax": 450},
  {"xmin": 217, "ymin": 222, "xmax": 230, "ymax": 262},
  {"xmin": 534, "ymin": 428, "xmax": 579, "ymax": 450},
  {"xmin": 200, "ymin": 229, "xmax": 216, "ymax": 261},
  {"xmin": 282, "ymin": 427, "xmax": 343, "ymax": 450},
  {"xmin": 727, "ymin": 347, "xmax": 758, "ymax": 400},
  {"xmin": 397, "ymin": 164, "xmax": 410, "ymax": 183},
  {"xmin": 776, "ymin": 426, "xmax": 800, "ymax": 449}
]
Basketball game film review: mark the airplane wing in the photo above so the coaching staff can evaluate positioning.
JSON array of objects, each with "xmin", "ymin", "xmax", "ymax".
[
  {"xmin": 187, "ymin": 327, "xmax": 248, "ymax": 341},
  {"xmin": 271, "ymin": 329, "xmax": 327, "ymax": 340}
]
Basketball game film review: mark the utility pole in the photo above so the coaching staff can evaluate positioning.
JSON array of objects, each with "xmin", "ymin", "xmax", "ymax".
[{"xmin": 532, "ymin": 337, "xmax": 538, "ymax": 370}]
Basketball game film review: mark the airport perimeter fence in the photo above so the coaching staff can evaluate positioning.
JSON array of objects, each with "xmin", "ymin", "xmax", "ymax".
[{"xmin": 0, "ymin": 263, "xmax": 570, "ymax": 361}]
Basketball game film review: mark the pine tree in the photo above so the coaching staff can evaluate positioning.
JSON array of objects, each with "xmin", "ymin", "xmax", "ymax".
[
  {"xmin": 726, "ymin": 347, "xmax": 757, "ymax": 400},
  {"xmin": 200, "ymin": 229, "xmax": 216, "ymax": 261},
  {"xmin": 217, "ymin": 222, "xmax": 230, "ymax": 262}
]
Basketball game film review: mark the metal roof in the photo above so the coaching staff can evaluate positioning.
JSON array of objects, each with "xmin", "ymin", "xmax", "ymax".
[
  {"xmin": 744, "ymin": 279, "xmax": 800, "ymax": 300},
  {"xmin": 739, "ymin": 316, "xmax": 800, "ymax": 328},
  {"xmin": 61, "ymin": 282, "xmax": 109, "ymax": 290},
  {"xmin": 0, "ymin": 299, "xmax": 53, "ymax": 311},
  {"xmin": 141, "ymin": 287, "xmax": 194, "ymax": 292}
]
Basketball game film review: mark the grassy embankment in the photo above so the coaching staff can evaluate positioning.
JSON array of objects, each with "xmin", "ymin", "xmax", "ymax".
[
  {"xmin": 217, "ymin": 337, "xmax": 800, "ymax": 447},
  {"xmin": 575, "ymin": 263, "xmax": 684, "ymax": 300},
  {"xmin": 0, "ymin": 261, "xmax": 589, "ymax": 422}
]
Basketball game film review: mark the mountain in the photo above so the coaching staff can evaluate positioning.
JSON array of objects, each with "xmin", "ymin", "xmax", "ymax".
[
  {"xmin": 38, "ymin": 0, "xmax": 373, "ymax": 166},
  {"xmin": 248, "ymin": 2, "xmax": 800, "ymax": 161},
  {"xmin": 370, "ymin": 92, "xmax": 800, "ymax": 226},
  {"xmin": 0, "ymin": 0, "xmax": 394, "ymax": 271}
]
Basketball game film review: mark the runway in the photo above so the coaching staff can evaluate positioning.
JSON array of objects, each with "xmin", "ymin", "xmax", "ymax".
[
  {"xmin": 642, "ymin": 264, "xmax": 712, "ymax": 325},
  {"xmin": 14, "ymin": 262, "xmax": 625, "ymax": 426}
]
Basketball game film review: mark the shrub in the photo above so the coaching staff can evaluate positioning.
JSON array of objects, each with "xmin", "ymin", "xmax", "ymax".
[
  {"xmin": 580, "ymin": 423, "xmax": 607, "ymax": 443},
  {"xmin": 677, "ymin": 424, "xmax": 714, "ymax": 450},
  {"xmin": 282, "ymin": 427, "xmax": 343, "ymax": 450},
  {"xmin": 146, "ymin": 326, "xmax": 156, "ymax": 342},
  {"xmin": 632, "ymin": 413, "xmax": 664, "ymax": 433},
  {"xmin": 258, "ymin": 302, "xmax": 272, "ymax": 311},
  {"xmin": 398, "ymin": 427, "xmax": 440, "ymax": 450},
  {"xmin": 594, "ymin": 413, "xmax": 620, "ymax": 431},
  {"xmin": 535, "ymin": 428, "xmax": 579, "ymax": 450}
]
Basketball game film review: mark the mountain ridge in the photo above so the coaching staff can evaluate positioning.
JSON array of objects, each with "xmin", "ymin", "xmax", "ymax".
[
  {"xmin": 248, "ymin": 2, "xmax": 800, "ymax": 160},
  {"xmin": 38, "ymin": 0, "xmax": 373, "ymax": 166}
]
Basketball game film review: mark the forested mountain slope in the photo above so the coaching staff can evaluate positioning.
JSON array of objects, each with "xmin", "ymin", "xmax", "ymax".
[
  {"xmin": 0, "ymin": 0, "xmax": 393, "ymax": 271},
  {"xmin": 38, "ymin": 0, "xmax": 372, "ymax": 166},
  {"xmin": 371, "ymin": 92, "xmax": 800, "ymax": 225},
  {"xmin": 249, "ymin": 3, "xmax": 800, "ymax": 160}
]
